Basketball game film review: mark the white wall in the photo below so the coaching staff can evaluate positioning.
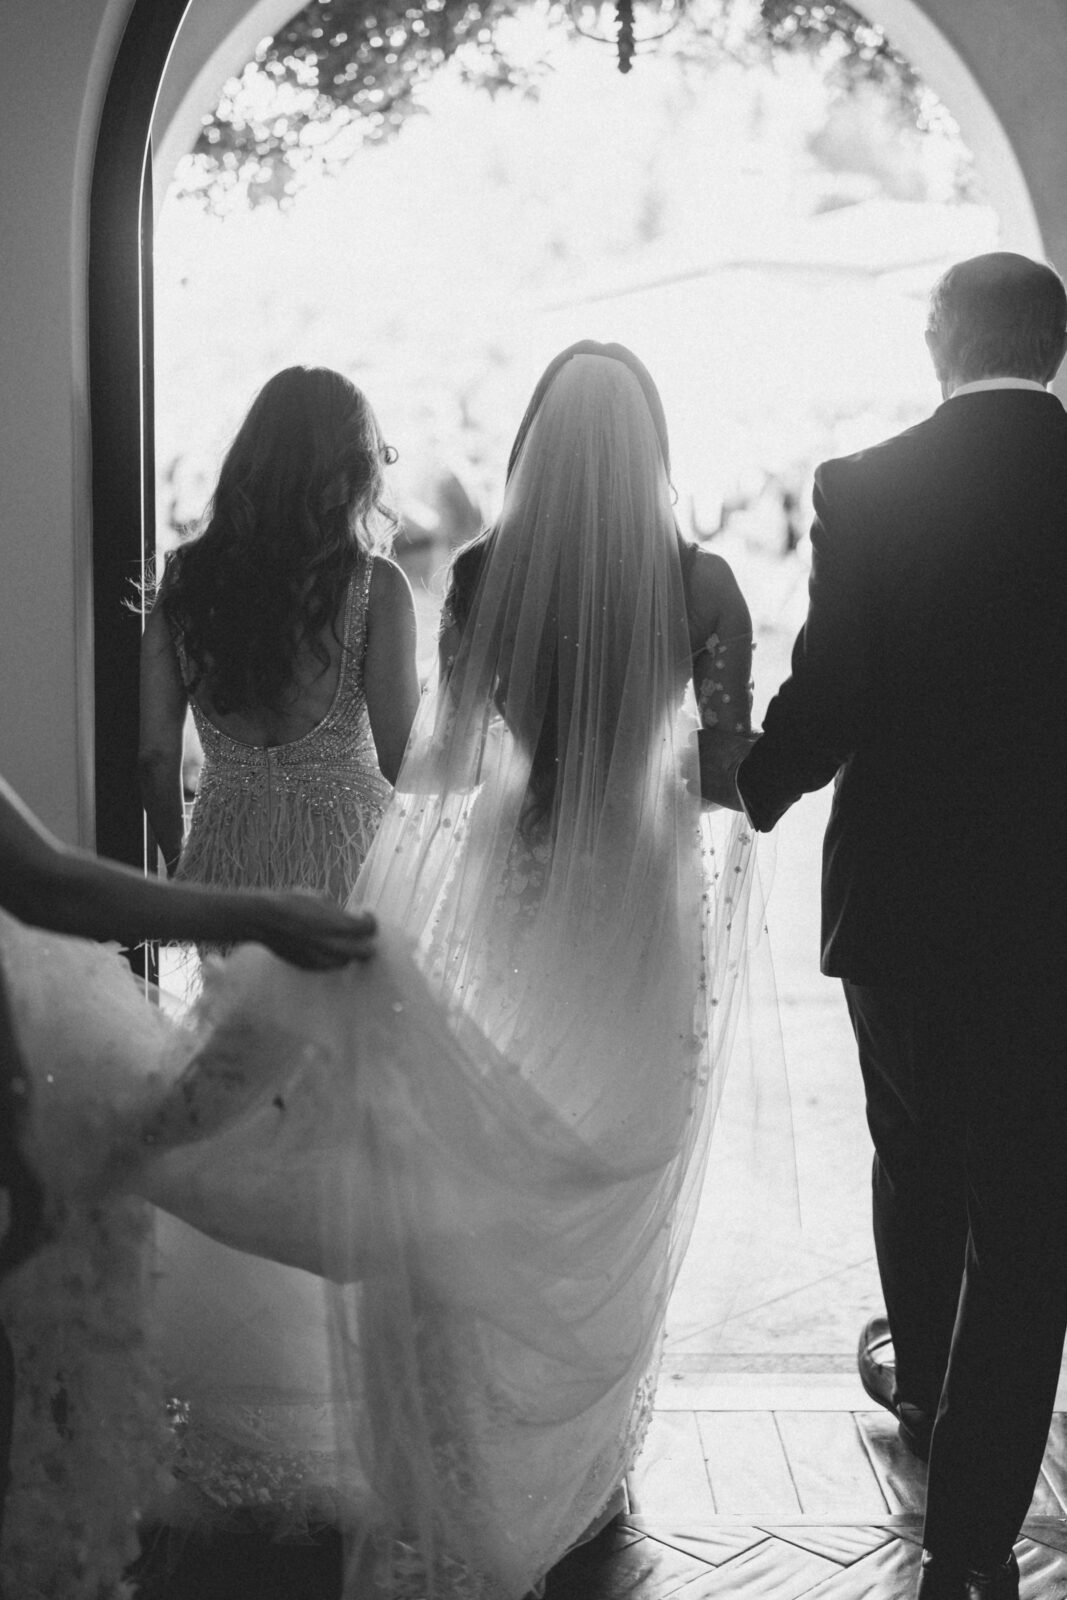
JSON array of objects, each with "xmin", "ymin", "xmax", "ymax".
[
  {"xmin": 0, "ymin": 0, "xmax": 134, "ymax": 844},
  {"xmin": 869, "ymin": 0, "xmax": 1067, "ymax": 402}
]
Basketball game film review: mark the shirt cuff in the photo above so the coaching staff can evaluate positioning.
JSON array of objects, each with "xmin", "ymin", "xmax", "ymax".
[{"xmin": 733, "ymin": 752, "xmax": 754, "ymax": 825}]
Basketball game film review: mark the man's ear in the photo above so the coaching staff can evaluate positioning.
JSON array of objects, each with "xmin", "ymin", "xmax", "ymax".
[
  {"xmin": 924, "ymin": 329, "xmax": 954, "ymax": 397},
  {"xmin": 1045, "ymin": 329, "xmax": 1067, "ymax": 384},
  {"xmin": 924, "ymin": 329, "xmax": 948, "ymax": 381}
]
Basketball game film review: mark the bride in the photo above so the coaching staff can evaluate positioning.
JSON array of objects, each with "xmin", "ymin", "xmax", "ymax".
[
  {"xmin": 332, "ymin": 340, "xmax": 761, "ymax": 1593},
  {"xmin": 1, "ymin": 343, "xmax": 765, "ymax": 1600}
]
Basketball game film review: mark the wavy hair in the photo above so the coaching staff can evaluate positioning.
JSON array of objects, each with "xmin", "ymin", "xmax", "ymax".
[{"xmin": 161, "ymin": 366, "xmax": 395, "ymax": 717}]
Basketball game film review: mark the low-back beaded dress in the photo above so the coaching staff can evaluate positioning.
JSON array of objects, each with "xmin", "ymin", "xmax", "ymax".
[
  {"xmin": 174, "ymin": 556, "xmax": 390, "ymax": 906},
  {"xmin": 143, "ymin": 555, "xmax": 392, "ymax": 1539}
]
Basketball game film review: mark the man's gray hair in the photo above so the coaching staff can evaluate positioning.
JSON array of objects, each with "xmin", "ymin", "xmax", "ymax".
[{"xmin": 927, "ymin": 252, "xmax": 1067, "ymax": 384}]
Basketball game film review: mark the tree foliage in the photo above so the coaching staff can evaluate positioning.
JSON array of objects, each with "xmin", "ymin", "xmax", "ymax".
[
  {"xmin": 185, "ymin": 0, "xmax": 549, "ymax": 205},
  {"xmin": 758, "ymin": 2, "xmax": 922, "ymax": 111},
  {"xmin": 181, "ymin": 0, "xmax": 933, "ymax": 208}
]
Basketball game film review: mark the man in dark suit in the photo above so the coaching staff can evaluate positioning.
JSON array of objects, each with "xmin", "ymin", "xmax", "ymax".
[{"xmin": 699, "ymin": 252, "xmax": 1067, "ymax": 1600}]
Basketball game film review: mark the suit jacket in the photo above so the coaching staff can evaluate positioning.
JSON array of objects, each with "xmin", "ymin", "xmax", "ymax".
[{"xmin": 738, "ymin": 388, "xmax": 1067, "ymax": 982}]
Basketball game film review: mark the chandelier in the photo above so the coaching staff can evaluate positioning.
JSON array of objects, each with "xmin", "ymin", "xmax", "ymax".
[{"xmin": 570, "ymin": 0, "xmax": 686, "ymax": 73}]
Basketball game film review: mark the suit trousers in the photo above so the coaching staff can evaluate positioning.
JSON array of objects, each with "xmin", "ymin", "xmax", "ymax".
[{"xmin": 843, "ymin": 973, "xmax": 1067, "ymax": 1566}]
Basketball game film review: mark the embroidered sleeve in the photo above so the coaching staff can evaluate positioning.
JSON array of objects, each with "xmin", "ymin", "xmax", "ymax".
[
  {"xmin": 693, "ymin": 630, "xmax": 754, "ymax": 735},
  {"xmin": 438, "ymin": 592, "xmax": 462, "ymax": 685}
]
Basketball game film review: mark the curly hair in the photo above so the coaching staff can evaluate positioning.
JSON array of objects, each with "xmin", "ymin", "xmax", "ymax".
[{"xmin": 161, "ymin": 366, "xmax": 395, "ymax": 717}]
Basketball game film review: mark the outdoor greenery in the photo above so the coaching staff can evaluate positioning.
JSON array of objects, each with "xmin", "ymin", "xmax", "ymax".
[
  {"xmin": 184, "ymin": 0, "xmax": 927, "ymax": 207},
  {"xmin": 760, "ymin": 2, "xmax": 923, "ymax": 106}
]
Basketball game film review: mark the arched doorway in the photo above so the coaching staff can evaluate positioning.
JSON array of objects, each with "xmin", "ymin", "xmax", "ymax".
[
  {"xmin": 91, "ymin": 0, "xmax": 1067, "ymax": 870},
  {"xmin": 89, "ymin": 0, "xmax": 190, "ymax": 868},
  {"xmin": 76, "ymin": 5, "xmax": 1067, "ymax": 1587}
]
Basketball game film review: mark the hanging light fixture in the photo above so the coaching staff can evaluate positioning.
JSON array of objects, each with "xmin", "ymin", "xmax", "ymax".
[{"xmin": 569, "ymin": 0, "xmax": 686, "ymax": 73}]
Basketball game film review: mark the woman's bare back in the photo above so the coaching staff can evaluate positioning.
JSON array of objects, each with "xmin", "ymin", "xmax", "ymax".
[{"xmin": 192, "ymin": 592, "xmax": 349, "ymax": 749}]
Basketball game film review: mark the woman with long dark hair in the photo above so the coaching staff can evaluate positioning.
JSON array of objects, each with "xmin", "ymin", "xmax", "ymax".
[
  {"xmin": 129, "ymin": 365, "xmax": 419, "ymax": 1585},
  {"xmin": 139, "ymin": 364, "xmax": 420, "ymax": 904}
]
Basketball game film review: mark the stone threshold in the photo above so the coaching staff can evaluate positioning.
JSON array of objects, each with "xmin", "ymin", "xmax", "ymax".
[{"xmin": 656, "ymin": 1359, "xmax": 1067, "ymax": 1412}]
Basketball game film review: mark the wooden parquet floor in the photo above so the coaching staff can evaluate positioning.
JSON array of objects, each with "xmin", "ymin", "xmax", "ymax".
[
  {"xmin": 544, "ymin": 1515, "xmax": 1067, "ymax": 1599},
  {"xmin": 539, "ymin": 1409, "xmax": 1067, "ymax": 1600}
]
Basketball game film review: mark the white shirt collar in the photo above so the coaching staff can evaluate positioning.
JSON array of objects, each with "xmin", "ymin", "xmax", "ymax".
[{"xmin": 948, "ymin": 377, "xmax": 1049, "ymax": 398}]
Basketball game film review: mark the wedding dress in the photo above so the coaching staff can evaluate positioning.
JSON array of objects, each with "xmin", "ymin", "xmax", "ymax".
[{"xmin": 0, "ymin": 354, "xmax": 777, "ymax": 1600}]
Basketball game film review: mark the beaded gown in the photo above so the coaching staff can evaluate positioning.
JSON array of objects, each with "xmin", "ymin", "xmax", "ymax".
[
  {"xmin": 174, "ymin": 556, "xmax": 390, "ymax": 907},
  {"xmin": 145, "ymin": 555, "xmax": 393, "ymax": 1545}
]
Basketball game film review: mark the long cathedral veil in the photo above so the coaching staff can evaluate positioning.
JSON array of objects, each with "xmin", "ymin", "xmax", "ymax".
[{"xmin": 321, "ymin": 349, "xmax": 770, "ymax": 1596}]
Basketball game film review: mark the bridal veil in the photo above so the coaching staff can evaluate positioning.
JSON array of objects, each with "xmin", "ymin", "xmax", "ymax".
[{"xmin": 324, "ymin": 348, "xmax": 775, "ymax": 1596}]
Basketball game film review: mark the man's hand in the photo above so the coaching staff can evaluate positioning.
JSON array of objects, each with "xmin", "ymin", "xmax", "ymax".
[
  {"xmin": 253, "ymin": 895, "xmax": 377, "ymax": 970},
  {"xmin": 693, "ymin": 728, "xmax": 760, "ymax": 811}
]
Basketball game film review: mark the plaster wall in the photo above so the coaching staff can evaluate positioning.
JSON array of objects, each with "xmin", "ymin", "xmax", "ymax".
[
  {"xmin": 916, "ymin": 0, "xmax": 1067, "ymax": 281},
  {"xmin": 0, "ymin": 0, "xmax": 135, "ymax": 843},
  {"xmin": 869, "ymin": 0, "xmax": 1067, "ymax": 401}
]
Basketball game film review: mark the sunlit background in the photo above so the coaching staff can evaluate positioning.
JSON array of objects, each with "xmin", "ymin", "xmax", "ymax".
[{"xmin": 155, "ymin": 2, "xmax": 999, "ymax": 665}]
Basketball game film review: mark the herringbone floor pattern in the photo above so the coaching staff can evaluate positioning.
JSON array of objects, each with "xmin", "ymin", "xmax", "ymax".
[
  {"xmin": 551, "ymin": 1406, "xmax": 1067, "ymax": 1600},
  {"xmin": 544, "ymin": 1515, "xmax": 1067, "ymax": 1599}
]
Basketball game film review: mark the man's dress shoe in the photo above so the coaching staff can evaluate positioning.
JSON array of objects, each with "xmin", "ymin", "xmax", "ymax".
[
  {"xmin": 916, "ymin": 1549, "xmax": 1020, "ymax": 1599},
  {"xmin": 857, "ymin": 1314, "xmax": 933, "ymax": 1460}
]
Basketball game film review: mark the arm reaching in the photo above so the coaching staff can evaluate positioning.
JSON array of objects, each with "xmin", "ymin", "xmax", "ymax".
[
  {"xmin": 687, "ymin": 549, "xmax": 754, "ymax": 736},
  {"xmin": 683, "ymin": 549, "xmax": 759, "ymax": 811},
  {"xmin": 138, "ymin": 598, "xmax": 188, "ymax": 875},
  {"xmin": 0, "ymin": 774, "xmax": 375, "ymax": 968},
  {"xmin": 236, "ymin": 892, "xmax": 377, "ymax": 970},
  {"xmin": 364, "ymin": 556, "xmax": 421, "ymax": 785},
  {"xmin": 737, "ymin": 462, "xmax": 871, "ymax": 830},
  {"xmin": 694, "ymin": 728, "xmax": 759, "ymax": 811}
]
